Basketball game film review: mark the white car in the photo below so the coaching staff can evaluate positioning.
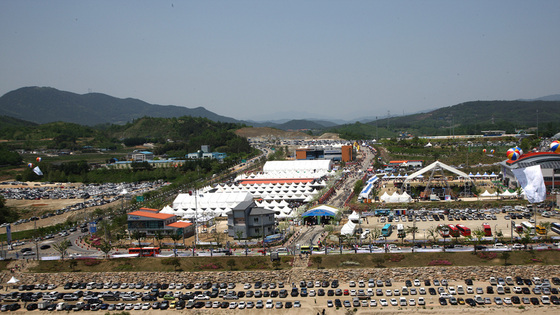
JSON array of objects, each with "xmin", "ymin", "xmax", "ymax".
[
  {"xmin": 386, "ymin": 290, "xmax": 392, "ymax": 296},
  {"xmin": 418, "ymin": 297, "xmax": 425, "ymax": 305},
  {"xmin": 370, "ymin": 299, "xmax": 377, "ymax": 307},
  {"xmin": 380, "ymin": 299, "xmax": 388, "ymax": 306},
  {"xmin": 512, "ymin": 243, "xmax": 524, "ymax": 250},
  {"xmin": 265, "ymin": 299, "xmax": 273, "ymax": 309},
  {"xmin": 390, "ymin": 298, "xmax": 398, "ymax": 306},
  {"xmin": 414, "ymin": 279, "xmax": 421, "ymax": 286},
  {"xmin": 229, "ymin": 302, "xmax": 237, "ymax": 309},
  {"xmin": 293, "ymin": 301, "xmax": 301, "ymax": 308},
  {"xmin": 238, "ymin": 301, "xmax": 246, "ymax": 309}
]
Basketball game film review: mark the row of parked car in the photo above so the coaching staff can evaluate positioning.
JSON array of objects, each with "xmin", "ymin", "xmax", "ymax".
[{"xmin": 2, "ymin": 276, "xmax": 560, "ymax": 311}]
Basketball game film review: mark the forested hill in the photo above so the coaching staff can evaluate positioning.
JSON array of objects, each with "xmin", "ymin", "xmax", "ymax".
[
  {"xmin": 0, "ymin": 86, "xmax": 241, "ymax": 126},
  {"xmin": 0, "ymin": 116, "xmax": 252, "ymax": 160},
  {"xmin": 331, "ymin": 100, "xmax": 560, "ymax": 139}
]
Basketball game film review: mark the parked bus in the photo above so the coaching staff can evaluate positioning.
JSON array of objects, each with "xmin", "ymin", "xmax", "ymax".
[
  {"xmin": 397, "ymin": 224, "xmax": 406, "ymax": 238},
  {"xmin": 456, "ymin": 224, "xmax": 471, "ymax": 237},
  {"xmin": 536, "ymin": 225, "xmax": 546, "ymax": 235},
  {"xmin": 482, "ymin": 224, "xmax": 492, "ymax": 237},
  {"xmin": 128, "ymin": 247, "xmax": 160, "ymax": 257},
  {"xmin": 381, "ymin": 224, "xmax": 393, "ymax": 237},
  {"xmin": 521, "ymin": 221, "xmax": 535, "ymax": 235},
  {"xmin": 438, "ymin": 224, "xmax": 450, "ymax": 238},
  {"xmin": 551, "ymin": 222, "xmax": 560, "ymax": 235},
  {"xmin": 447, "ymin": 224, "xmax": 460, "ymax": 238}
]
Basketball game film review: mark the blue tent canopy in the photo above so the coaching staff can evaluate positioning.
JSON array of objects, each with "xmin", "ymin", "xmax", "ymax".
[{"xmin": 301, "ymin": 207, "xmax": 338, "ymax": 217}]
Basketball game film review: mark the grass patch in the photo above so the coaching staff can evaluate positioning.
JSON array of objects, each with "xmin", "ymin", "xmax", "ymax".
[
  {"xmin": 318, "ymin": 250, "xmax": 560, "ymax": 269},
  {"xmin": 29, "ymin": 256, "xmax": 292, "ymax": 273}
]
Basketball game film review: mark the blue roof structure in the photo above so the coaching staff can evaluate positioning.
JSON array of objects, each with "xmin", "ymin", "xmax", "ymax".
[{"xmin": 301, "ymin": 207, "xmax": 338, "ymax": 217}]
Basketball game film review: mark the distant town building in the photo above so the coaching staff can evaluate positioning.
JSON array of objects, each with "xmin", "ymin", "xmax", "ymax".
[
  {"xmin": 295, "ymin": 145, "xmax": 354, "ymax": 162},
  {"xmin": 186, "ymin": 145, "xmax": 227, "ymax": 161},
  {"xmin": 129, "ymin": 151, "xmax": 154, "ymax": 161}
]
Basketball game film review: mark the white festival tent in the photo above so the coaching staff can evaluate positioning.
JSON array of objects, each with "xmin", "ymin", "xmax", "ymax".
[
  {"xmin": 403, "ymin": 161, "xmax": 474, "ymax": 185},
  {"xmin": 166, "ymin": 192, "xmax": 253, "ymax": 217},
  {"xmin": 341, "ymin": 220, "xmax": 356, "ymax": 236}
]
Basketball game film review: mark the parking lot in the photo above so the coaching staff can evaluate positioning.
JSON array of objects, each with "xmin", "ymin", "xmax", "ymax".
[{"xmin": 2, "ymin": 275, "xmax": 560, "ymax": 314}]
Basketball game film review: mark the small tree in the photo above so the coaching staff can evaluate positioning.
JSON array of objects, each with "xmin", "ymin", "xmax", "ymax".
[
  {"xmin": 69, "ymin": 259, "xmax": 78, "ymax": 271},
  {"xmin": 540, "ymin": 221, "xmax": 551, "ymax": 242},
  {"xmin": 170, "ymin": 234, "xmax": 181, "ymax": 257},
  {"xmin": 501, "ymin": 251, "xmax": 511, "ymax": 266},
  {"xmin": 98, "ymin": 240, "xmax": 113, "ymax": 259},
  {"xmin": 406, "ymin": 225, "xmax": 419, "ymax": 249},
  {"xmin": 226, "ymin": 258, "xmax": 236, "ymax": 270},
  {"xmin": 311, "ymin": 255, "xmax": 323, "ymax": 268},
  {"xmin": 372, "ymin": 256, "xmax": 385, "ymax": 268},
  {"xmin": 472, "ymin": 228, "xmax": 485, "ymax": 254},
  {"xmin": 131, "ymin": 230, "xmax": 144, "ymax": 257},
  {"xmin": 52, "ymin": 239, "xmax": 71, "ymax": 260}
]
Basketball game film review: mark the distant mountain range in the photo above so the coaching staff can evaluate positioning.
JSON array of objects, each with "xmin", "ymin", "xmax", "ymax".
[
  {"xmin": 0, "ymin": 86, "xmax": 241, "ymax": 126},
  {"xmin": 1, "ymin": 86, "xmax": 560, "ymax": 137}
]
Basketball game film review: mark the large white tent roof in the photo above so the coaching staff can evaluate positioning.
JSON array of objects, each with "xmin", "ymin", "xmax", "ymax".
[
  {"xmin": 403, "ymin": 161, "xmax": 473, "ymax": 184},
  {"xmin": 170, "ymin": 192, "xmax": 253, "ymax": 213},
  {"xmin": 263, "ymin": 160, "xmax": 332, "ymax": 172}
]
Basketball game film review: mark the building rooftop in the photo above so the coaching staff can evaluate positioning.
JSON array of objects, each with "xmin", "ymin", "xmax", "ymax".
[{"xmin": 128, "ymin": 210, "xmax": 175, "ymax": 220}]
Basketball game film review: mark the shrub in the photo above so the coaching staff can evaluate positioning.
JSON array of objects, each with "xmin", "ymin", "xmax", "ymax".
[
  {"xmin": 83, "ymin": 258, "xmax": 101, "ymax": 266},
  {"xmin": 387, "ymin": 254, "xmax": 405, "ymax": 262},
  {"xmin": 427, "ymin": 259, "xmax": 452, "ymax": 266},
  {"xmin": 477, "ymin": 252, "xmax": 497, "ymax": 260}
]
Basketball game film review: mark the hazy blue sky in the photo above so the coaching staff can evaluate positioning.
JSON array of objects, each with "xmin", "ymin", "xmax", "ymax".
[{"xmin": 1, "ymin": 1, "xmax": 559, "ymax": 121}]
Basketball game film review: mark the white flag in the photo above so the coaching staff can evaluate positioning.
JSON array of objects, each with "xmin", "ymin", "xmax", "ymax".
[
  {"xmin": 512, "ymin": 165, "xmax": 546, "ymax": 203},
  {"xmin": 33, "ymin": 166, "xmax": 43, "ymax": 176}
]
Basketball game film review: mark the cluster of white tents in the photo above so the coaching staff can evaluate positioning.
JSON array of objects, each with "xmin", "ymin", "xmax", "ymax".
[
  {"xmin": 468, "ymin": 172, "xmax": 500, "ymax": 179},
  {"xmin": 379, "ymin": 191, "xmax": 413, "ymax": 203},
  {"xmin": 215, "ymin": 181, "xmax": 325, "ymax": 202},
  {"xmin": 162, "ymin": 191, "xmax": 254, "ymax": 219},
  {"xmin": 479, "ymin": 189, "xmax": 524, "ymax": 198}
]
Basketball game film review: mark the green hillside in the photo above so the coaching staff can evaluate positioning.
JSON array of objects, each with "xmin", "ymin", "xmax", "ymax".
[
  {"xmin": 0, "ymin": 86, "xmax": 241, "ymax": 126},
  {"xmin": 330, "ymin": 100, "xmax": 560, "ymax": 139}
]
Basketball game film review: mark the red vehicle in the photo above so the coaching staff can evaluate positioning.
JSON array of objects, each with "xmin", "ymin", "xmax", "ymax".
[
  {"xmin": 447, "ymin": 224, "xmax": 460, "ymax": 238},
  {"xmin": 457, "ymin": 224, "xmax": 471, "ymax": 237},
  {"xmin": 128, "ymin": 247, "xmax": 160, "ymax": 257},
  {"xmin": 482, "ymin": 224, "xmax": 492, "ymax": 237}
]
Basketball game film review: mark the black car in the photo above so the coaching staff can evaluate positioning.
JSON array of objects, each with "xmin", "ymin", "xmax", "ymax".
[
  {"xmin": 26, "ymin": 303, "xmax": 38, "ymax": 311},
  {"xmin": 428, "ymin": 288, "xmax": 437, "ymax": 295},
  {"xmin": 424, "ymin": 280, "xmax": 431, "ymax": 286},
  {"xmin": 318, "ymin": 289, "xmax": 325, "ymax": 296},
  {"xmin": 465, "ymin": 298, "xmax": 476, "ymax": 306},
  {"xmin": 439, "ymin": 298, "xmax": 447, "ymax": 305},
  {"xmin": 522, "ymin": 287, "xmax": 530, "ymax": 294},
  {"xmin": 465, "ymin": 279, "xmax": 473, "ymax": 285},
  {"xmin": 550, "ymin": 295, "xmax": 560, "ymax": 305},
  {"xmin": 285, "ymin": 301, "xmax": 292, "ymax": 308},
  {"xmin": 327, "ymin": 290, "xmax": 334, "ymax": 296},
  {"xmin": 334, "ymin": 299, "xmax": 342, "ymax": 308},
  {"xmin": 40, "ymin": 244, "xmax": 51, "ymax": 250},
  {"xmin": 530, "ymin": 297, "xmax": 539, "ymax": 305},
  {"xmin": 486, "ymin": 286, "xmax": 494, "ymax": 294},
  {"xmin": 552, "ymin": 277, "xmax": 560, "ymax": 285}
]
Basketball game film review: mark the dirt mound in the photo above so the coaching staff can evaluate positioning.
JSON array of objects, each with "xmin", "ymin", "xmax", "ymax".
[
  {"xmin": 236, "ymin": 127, "xmax": 313, "ymax": 139},
  {"xmin": 236, "ymin": 127, "xmax": 341, "ymax": 140}
]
